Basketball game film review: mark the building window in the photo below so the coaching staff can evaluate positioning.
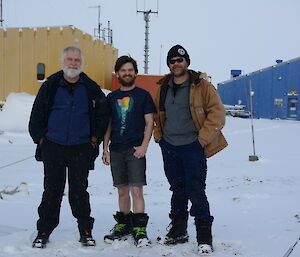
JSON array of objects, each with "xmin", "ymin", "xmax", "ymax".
[{"xmin": 37, "ymin": 63, "xmax": 45, "ymax": 81}]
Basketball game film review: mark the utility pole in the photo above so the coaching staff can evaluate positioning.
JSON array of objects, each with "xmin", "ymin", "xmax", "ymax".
[
  {"xmin": 248, "ymin": 80, "xmax": 259, "ymax": 161},
  {"xmin": 137, "ymin": 0, "xmax": 158, "ymax": 74},
  {"xmin": 0, "ymin": 0, "xmax": 4, "ymax": 27}
]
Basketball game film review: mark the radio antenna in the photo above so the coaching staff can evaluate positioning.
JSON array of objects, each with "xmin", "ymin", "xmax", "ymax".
[{"xmin": 136, "ymin": 0, "xmax": 159, "ymax": 74}]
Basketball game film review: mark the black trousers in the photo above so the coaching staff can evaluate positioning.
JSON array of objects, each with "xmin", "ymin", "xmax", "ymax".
[{"xmin": 37, "ymin": 139, "xmax": 94, "ymax": 234}]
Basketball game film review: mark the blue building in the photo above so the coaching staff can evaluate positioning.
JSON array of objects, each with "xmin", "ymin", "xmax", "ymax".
[{"xmin": 218, "ymin": 58, "xmax": 300, "ymax": 120}]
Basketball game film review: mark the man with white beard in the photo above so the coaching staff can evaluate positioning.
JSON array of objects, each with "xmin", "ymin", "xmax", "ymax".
[{"xmin": 29, "ymin": 46, "xmax": 109, "ymax": 248}]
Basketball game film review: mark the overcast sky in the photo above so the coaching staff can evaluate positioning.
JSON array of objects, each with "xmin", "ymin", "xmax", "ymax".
[{"xmin": 3, "ymin": 0, "xmax": 300, "ymax": 84}]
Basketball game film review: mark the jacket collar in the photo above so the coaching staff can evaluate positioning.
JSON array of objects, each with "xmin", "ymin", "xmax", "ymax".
[{"xmin": 157, "ymin": 69, "xmax": 204, "ymax": 87}]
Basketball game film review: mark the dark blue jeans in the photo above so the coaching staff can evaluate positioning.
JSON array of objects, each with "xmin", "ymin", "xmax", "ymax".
[{"xmin": 160, "ymin": 138, "xmax": 213, "ymax": 223}]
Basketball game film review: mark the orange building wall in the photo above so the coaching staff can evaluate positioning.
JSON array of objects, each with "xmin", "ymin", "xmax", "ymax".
[{"xmin": 111, "ymin": 74, "xmax": 163, "ymax": 100}]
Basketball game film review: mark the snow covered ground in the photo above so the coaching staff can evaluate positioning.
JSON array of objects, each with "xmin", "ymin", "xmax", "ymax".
[{"xmin": 0, "ymin": 93, "xmax": 299, "ymax": 257}]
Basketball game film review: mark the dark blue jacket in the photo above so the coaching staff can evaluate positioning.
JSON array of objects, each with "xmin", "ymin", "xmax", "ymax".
[
  {"xmin": 29, "ymin": 71, "xmax": 109, "ymax": 168},
  {"xmin": 46, "ymin": 79, "xmax": 91, "ymax": 145}
]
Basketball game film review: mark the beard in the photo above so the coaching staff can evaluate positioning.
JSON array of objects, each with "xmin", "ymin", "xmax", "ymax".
[
  {"xmin": 118, "ymin": 75, "xmax": 135, "ymax": 87},
  {"xmin": 63, "ymin": 66, "xmax": 82, "ymax": 79},
  {"xmin": 171, "ymin": 66, "xmax": 188, "ymax": 77}
]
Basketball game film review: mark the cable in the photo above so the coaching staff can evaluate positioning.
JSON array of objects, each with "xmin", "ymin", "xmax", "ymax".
[
  {"xmin": 0, "ymin": 155, "xmax": 34, "ymax": 170},
  {"xmin": 283, "ymin": 238, "xmax": 300, "ymax": 257}
]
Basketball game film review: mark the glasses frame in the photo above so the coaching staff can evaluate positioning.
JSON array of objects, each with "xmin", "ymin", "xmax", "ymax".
[{"xmin": 169, "ymin": 57, "xmax": 185, "ymax": 65}]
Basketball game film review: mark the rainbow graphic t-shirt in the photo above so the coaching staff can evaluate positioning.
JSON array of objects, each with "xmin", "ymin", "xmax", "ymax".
[{"xmin": 107, "ymin": 87, "xmax": 156, "ymax": 152}]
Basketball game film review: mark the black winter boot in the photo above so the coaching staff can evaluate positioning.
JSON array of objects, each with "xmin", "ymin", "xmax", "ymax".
[
  {"xmin": 164, "ymin": 213, "xmax": 189, "ymax": 245},
  {"xmin": 195, "ymin": 219, "xmax": 213, "ymax": 254},
  {"xmin": 104, "ymin": 211, "xmax": 132, "ymax": 243},
  {"xmin": 132, "ymin": 213, "xmax": 151, "ymax": 247},
  {"xmin": 32, "ymin": 231, "xmax": 49, "ymax": 248},
  {"xmin": 79, "ymin": 229, "xmax": 96, "ymax": 246}
]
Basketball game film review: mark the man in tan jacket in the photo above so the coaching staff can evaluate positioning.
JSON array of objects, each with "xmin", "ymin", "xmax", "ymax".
[{"xmin": 153, "ymin": 45, "xmax": 227, "ymax": 254}]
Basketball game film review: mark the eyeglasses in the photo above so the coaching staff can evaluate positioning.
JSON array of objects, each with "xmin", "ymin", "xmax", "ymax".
[{"xmin": 169, "ymin": 57, "xmax": 184, "ymax": 65}]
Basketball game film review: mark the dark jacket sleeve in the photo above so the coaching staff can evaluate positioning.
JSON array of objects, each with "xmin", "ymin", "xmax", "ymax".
[
  {"xmin": 94, "ymin": 87, "xmax": 110, "ymax": 143},
  {"xmin": 28, "ymin": 82, "xmax": 48, "ymax": 144}
]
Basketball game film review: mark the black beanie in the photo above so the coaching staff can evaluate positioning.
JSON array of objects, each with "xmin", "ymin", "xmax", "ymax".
[{"xmin": 167, "ymin": 45, "xmax": 190, "ymax": 66}]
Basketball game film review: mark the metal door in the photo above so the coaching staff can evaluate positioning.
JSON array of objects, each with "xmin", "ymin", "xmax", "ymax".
[{"xmin": 287, "ymin": 97, "xmax": 298, "ymax": 119}]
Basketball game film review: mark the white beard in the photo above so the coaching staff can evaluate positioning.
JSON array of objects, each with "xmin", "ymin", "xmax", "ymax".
[{"xmin": 63, "ymin": 66, "xmax": 82, "ymax": 79}]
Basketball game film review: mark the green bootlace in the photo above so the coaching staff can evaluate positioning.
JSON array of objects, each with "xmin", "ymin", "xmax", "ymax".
[
  {"xmin": 133, "ymin": 227, "xmax": 146, "ymax": 236},
  {"xmin": 113, "ymin": 223, "xmax": 126, "ymax": 232}
]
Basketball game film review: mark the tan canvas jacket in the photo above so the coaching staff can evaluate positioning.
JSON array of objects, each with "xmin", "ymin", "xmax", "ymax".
[{"xmin": 153, "ymin": 70, "xmax": 228, "ymax": 158}]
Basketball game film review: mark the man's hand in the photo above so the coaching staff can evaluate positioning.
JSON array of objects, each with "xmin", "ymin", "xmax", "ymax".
[
  {"xmin": 133, "ymin": 145, "xmax": 147, "ymax": 159},
  {"xmin": 91, "ymin": 136, "xmax": 98, "ymax": 148},
  {"xmin": 102, "ymin": 150, "xmax": 110, "ymax": 165}
]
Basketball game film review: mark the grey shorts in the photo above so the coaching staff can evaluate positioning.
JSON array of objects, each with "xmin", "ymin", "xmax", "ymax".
[{"xmin": 110, "ymin": 147, "xmax": 147, "ymax": 187}]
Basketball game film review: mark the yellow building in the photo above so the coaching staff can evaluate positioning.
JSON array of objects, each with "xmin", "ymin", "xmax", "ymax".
[{"xmin": 0, "ymin": 26, "xmax": 118, "ymax": 103}]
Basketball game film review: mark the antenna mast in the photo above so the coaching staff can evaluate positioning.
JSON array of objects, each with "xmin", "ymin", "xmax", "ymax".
[
  {"xmin": 89, "ymin": 5, "xmax": 102, "ymax": 39},
  {"xmin": 137, "ymin": 0, "xmax": 159, "ymax": 74},
  {"xmin": 0, "ymin": 0, "xmax": 4, "ymax": 27},
  {"xmin": 89, "ymin": 5, "xmax": 113, "ymax": 45}
]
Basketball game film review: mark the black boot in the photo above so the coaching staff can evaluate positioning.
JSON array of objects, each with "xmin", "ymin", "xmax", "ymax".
[
  {"xmin": 32, "ymin": 231, "xmax": 50, "ymax": 248},
  {"xmin": 79, "ymin": 229, "xmax": 96, "ymax": 246},
  {"xmin": 164, "ymin": 213, "xmax": 189, "ymax": 245},
  {"xmin": 104, "ymin": 211, "xmax": 132, "ymax": 243},
  {"xmin": 132, "ymin": 213, "xmax": 151, "ymax": 247},
  {"xmin": 195, "ymin": 219, "xmax": 213, "ymax": 254}
]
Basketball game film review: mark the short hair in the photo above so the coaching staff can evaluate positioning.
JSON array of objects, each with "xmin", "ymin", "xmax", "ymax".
[
  {"xmin": 114, "ymin": 55, "xmax": 138, "ymax": 74},
  {"xmin": 61, "ymin": 46, "xmax": 83, "ymax": 65}
]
